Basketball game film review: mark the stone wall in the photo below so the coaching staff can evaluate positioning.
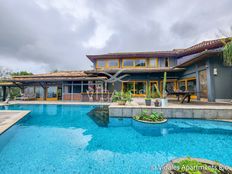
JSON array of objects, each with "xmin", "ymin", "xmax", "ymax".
[{"xmin": 109, "ymin": 106, "xmax": 232, "ymax": 120}]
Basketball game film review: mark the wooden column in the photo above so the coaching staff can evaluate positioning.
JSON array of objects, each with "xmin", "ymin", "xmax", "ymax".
[
  {"xmin": 61, "ymin": 82, "xmax": 64, "ymax": 101},
  {"xmin": 2, "ymin": 86, "xmax": 6, "ymax": 101},
  {"xmin": 43, "ymin": 87, "xmax": 47, "ymax": 100},
  {"xmin": 195, "ymin": 64, "xmax": 200, "ymax": 100},
  {"xmin": 71, "ymin": 81, "xmax": 74, "ymax": 101}
]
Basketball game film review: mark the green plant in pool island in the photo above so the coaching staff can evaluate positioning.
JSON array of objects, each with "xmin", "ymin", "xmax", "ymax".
[
  {"xmin": 133, "ymin": 110, "xmax": 165, "ymax": 122},
  {"xmin": 174, "ymin": 158, "xmax": 221, "ymax": 174},
  {"xmin": 112, "ymin": 91, "xmax": 132, "ymax": 105}
]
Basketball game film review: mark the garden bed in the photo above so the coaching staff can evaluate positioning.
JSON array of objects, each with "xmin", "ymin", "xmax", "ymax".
[
  {"xmin": 133, "ymin": 110, "xmax": 167, "ymax": 124},
  {"xmin": 162, "ymin": 158, "xmax": 232, "ymax": 174}
]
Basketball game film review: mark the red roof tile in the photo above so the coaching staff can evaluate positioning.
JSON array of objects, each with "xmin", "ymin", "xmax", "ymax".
[{"xmin": 86, "ymin": 37, "xmax": 232, "ymax": 61}]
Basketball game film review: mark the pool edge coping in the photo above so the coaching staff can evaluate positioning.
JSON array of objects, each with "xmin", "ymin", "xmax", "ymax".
[{"xmin": 0, "ymin": 110, "xmax": 31, "ymax": 135}]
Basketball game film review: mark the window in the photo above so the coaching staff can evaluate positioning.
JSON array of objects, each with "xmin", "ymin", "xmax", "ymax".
[
  {"xmin": 165, "ymin": 58, "xmax": 169, "ymax": 67},
  {"xmin": 64, "ymin": 86, "xmax": 72, "ymax": 93},
  {"xmin": 123, "ymin": 59, "xmax": 146, "ymax": 67},
  {"xmin": 108, "ymin": 59, "xmax": 119, "ymax": 67},
  {"xmin": 123, "ymin": 81, "xmax": 146, "ymax": 96},
  {"xmin": 135, "ymin": 82, "xmax": 146, "ymax": 94},
  {"xmin": 123, "ymin": 82, "xmax": 134, "ymax": 94},
  {"xmin": 166, "ymin": 82, "xmax": 176, "ymax": 92},
  {"xmin": 35, "ymin": 86, "xmax": 44, "ymax": 99},
  {"xmin": 178, "ymin": 81, "xmax": 186, "ymax": 91},
  {"xmin": 187, "ymin": 79, "xmax": 196, "ymax": 92},
  {"xmin": 135, "ymin": 59, "xmax": 146, "ymax": 67},
  {"xmin": 97, "ymin": 60, "xmax": 106, "ymax": 68},
  {"xmin": 96, "ymin": 59, "xmax": 119, "ymax": 68},
  {"xmin": 150, "ymin": 81, "xmax": 159, "ymax": 97},
  {"xmin": 178, "ymin": 78, "xmax": 197, "ymax": 99},
  {"xmin": 149, "ymin": 58, "xmax": 158, "ymax": 67},
  {"xmin": 73, "ymin": 85, "xmax": 81, "ymax": 93},
  {"xmin": 47, "ymin": 86, "xmax": 57, "ymax": 98},
  {"xmin": 123, "ymin": 59, "xmax": 134, "ymax": 67},
  {"xmin": 160, "ymin": 80, "xmax": 177, "ymax": 92}
]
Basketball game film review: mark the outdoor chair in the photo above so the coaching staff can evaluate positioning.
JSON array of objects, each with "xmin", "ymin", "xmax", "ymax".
[
  {"xmin": 166, "ymin": 87, "xmax": 192, "ymax": 103},
  {"xmin": 16, "ymin": 93, "xmax": 36, "ymax": 101}
]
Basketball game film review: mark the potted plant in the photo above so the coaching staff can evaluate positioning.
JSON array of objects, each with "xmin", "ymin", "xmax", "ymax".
[
  {"xmin": 112, "ymin": 91, "xmax": 132, "ymax": 105},
  {"xmin": 154, "ymin": 72, "xmax": 168, "ymax": 107},
  {"xmin": 145, "ymin": 84, "xmax": 152, "ymax": 106},
  {"xmin": 154, "ymin": 99, "xmax": 160, "ymax": 107}
]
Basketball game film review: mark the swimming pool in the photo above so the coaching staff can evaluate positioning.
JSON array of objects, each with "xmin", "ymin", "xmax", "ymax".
[{"xmin": 0, "ymin": 104, "xmax": 232, "ymax": 174}]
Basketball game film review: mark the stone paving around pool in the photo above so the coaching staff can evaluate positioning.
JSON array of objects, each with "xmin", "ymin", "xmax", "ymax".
[
  {"xmin": 109, "ymin": 103, "xmax": 232, "ymax": 120},
  {"xmin": 0, "ymin": 110, "xmax": 30, "ymax": 134}
]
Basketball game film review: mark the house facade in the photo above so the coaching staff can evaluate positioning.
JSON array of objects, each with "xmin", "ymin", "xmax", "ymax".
[{"xmin": 0, "ymin": 38, "xmax": 232, "ymax": 102}]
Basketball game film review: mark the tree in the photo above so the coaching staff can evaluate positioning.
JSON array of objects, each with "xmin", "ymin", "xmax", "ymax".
[
  {"xmin": 0, "ymin": 66, "xmax": 12, "ymax": 81},
  {"xmin": 11, "ymin": 71, "xmax": 33, "ymax": 76},
  {"xmin": 217, "ymin": 27, "xmax": 232, "ymax": 66},
  {"xmin": 223, "ymin": 41, "xmax": 232, "ymax": 66}
]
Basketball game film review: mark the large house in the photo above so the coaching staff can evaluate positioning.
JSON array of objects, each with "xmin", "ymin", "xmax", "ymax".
[{"xmin": 0, "ymin": 38, "xmax": 232, "ymax": 102}]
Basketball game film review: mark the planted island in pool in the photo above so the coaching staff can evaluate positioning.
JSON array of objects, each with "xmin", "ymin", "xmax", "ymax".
[{"xmin": 133, "ymin": 110, "xmax": 167, "ymax": 124}]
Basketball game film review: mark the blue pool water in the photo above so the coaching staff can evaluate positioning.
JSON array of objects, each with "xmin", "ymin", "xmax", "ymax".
[{"xmin": 0, "ymin": 104, "xmax": 232, "ymax": 174}]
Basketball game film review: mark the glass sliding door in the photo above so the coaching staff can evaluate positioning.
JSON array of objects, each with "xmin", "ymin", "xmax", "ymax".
[
  {"xmin": 35, "ymin": 86, "xmax": 44, "ymax": 100},
  {"xmin": 123, "ymin": 82, "xmax": 134, "ymax": 94},
  {"xmin": 135, "ymin": 82, "xmax": 146, "ymax": 95},
  {"xmin": 160, "ymin": 80, "xmax": 177, "ymax": 92},
  {"xmin": 150, "ymin": 81, "xmax": 159, "ymax": 97},
  {"xmin": 199, "ymin": 70, "xmax": 208, "ymax": 99},
  {"xmin": 47, "ymin": 86, "xmax": 58, "ymax": 101},
  {"xmin": 123, "ymin": 81, "xmax": 146, "ymax": 96},
  {"xmin": 178, "ymin": 78, "xmax": 197, "ymax": 99}
]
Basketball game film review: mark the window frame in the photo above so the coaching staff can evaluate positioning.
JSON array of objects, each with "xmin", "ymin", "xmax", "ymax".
[
  {"xmin": 177, "ymin": 77, "xmax": 197, "ymax": 99},
  {"xmin": 164, "ymin": 58, "xmax": 170, "ymax": 67},
  {"xmin": 149, "ymin": 80, "xmax": 159, "ymax": 96},
  {"xmin": 96, "ymin": 59, "xmax": 106, "ymax": 68},
  {"xmin": 122, "ymin": 81, "xmax": 147, "ymax": 97},
  {"xmin": 96, "ymin": 59, "xmax": 119, "ymax": 69},
  {"xmin": 149, "ymin": 58, "xmax": 159, "ymax": 68},
  {"xmin": 107, "ymin": 59, "xmax": 120, "ymax": 68},
  {"xmin": 122, "ymin": 58, "xmax": 147, "ymax": 68}
]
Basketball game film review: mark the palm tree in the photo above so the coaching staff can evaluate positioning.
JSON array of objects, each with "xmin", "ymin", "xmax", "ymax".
[{"xmin": 217, "ymin": 27, "xmax": 232, "ymax": 66}]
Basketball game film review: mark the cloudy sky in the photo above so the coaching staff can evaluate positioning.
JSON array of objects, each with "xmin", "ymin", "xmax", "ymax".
[{"xmin": 0, "ymin": 0, "xmax": 232, "ymax": 73}]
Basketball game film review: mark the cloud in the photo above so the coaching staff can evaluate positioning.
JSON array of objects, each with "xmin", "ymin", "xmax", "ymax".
[{"xmin": 0, "ymin": 0, "xmax": 232, "ymax": 73}]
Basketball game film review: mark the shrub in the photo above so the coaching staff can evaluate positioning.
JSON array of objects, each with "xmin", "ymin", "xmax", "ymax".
[
  {"xmin": 174, "ymin": 158, "xmax": 221, "ymax": 174},
  {"xmin": 112, "ymin": 91, "xmax": 132, "ymax": 103},
  {"xmin": 133, "ymin": 110, "xmax": 165, "ymax": 122}
]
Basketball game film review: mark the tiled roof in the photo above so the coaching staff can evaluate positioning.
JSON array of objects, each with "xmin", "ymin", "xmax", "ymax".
[
  {"xmin": 87, "ymin": 37, "xmax": 232, "ymax": 61},
  {"xmin": 9, "ymin": 71, "xmax": 107, "ymax": 82},
  {"xmin": 12, "ymin": 71, "xmax": 88, "ymax": 78},
  {"xmin": 178, "ymin": 37, "xmax": 232, "ymax": 57},
  {"xmin": 86, "ymin": 67, "xmax": 185, "ymax": 74}
]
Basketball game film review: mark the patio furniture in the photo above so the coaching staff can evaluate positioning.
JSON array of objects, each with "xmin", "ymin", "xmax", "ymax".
[
  {"xmin": 16, "ymin": 93, "xmax": 36, "ymax": 101},
  {"xmin": 166, "ymin": 87, "xmax": 192, "ymax": 103}
]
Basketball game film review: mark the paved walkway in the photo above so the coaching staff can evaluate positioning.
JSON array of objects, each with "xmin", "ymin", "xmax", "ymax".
[{"xmin": 0, "ymin": 110, "xmax": 30, "ymax": 134}]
